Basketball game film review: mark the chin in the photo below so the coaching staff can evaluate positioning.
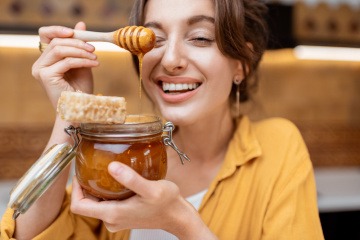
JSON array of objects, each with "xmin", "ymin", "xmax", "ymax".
[{"xmin": 158, "ymin": 106, "xmax": 195, "ymax": 126}]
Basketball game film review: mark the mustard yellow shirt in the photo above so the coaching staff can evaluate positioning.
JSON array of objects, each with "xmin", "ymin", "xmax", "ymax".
[{"xmin": 1, "ymin": 116, "xmax": 324, "ymax": 240}]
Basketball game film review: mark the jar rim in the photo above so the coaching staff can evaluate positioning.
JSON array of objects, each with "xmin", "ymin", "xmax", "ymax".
[{"xmin": 79, "ymin": 114, "xmax": 164, "ymax": 138}]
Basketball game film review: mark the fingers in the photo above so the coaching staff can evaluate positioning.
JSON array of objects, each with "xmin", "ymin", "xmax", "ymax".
[
  {"xmin": 71, "ymin": 176, "xmax": 100, "ymax": 202},
  {"xmin": 37, "ymin": 57, "xmax": 97, "ymax": 83},
  {"xmin": 32, "ymin": 36, "xmax": 98, "ymax": 79},
  {"xmin": 108, "ymin": 162, "xmax": 156, "ymax": 199},
  {"xmin": 71, "ymin": 176, "xmax": 86, "ymax": 200},
  {"xmin": 39, "ymin": 21, "xmax": 85, "ymax": 43},
  {"xmin": 41, "ymin": 37, "xmax": 95, "ymax": 55},
  {"xmin": 38, "ymin": 39, "xmax": 96, "ymax": 66},
  {"xmin": 39, "ymin": 26, "xmax": 74, "ymax": 44},
  {"xmin": 74, "ymin": 21, "xmax": 86, "ymax": 31},
  {"xmin": 35, "ymin": 22, "xmax": 97, "ymax": 76},
  {"xmin": 37, "ymin": 22, "xmax": 94, "ymax": 64},
  {"xmin": 32, "ymin": 47, "xmax": 99, "ymax": 87},
  {"xmin": 71, "ymin": 177, "xmax": 128, "ymax": 222},
  {"xmin": 70, "ymin": 166, "xmax": 186, "ymax": 232},
  {"xmin": 33, "ymin": 22, "xmax": 96, "ymax": 110},
  {"xmin": 71, "ymin": 177, "xmax": 104, "ymax": 218}
]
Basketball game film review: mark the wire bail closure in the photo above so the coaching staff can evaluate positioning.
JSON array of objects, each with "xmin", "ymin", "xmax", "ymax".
[
  {"xmin": 65, "ymin": 125, "xmax": 81, "ymax": 150},
  {"xmin": 162, "ymin": 122, "xmax": 190, "ymax": 164}
]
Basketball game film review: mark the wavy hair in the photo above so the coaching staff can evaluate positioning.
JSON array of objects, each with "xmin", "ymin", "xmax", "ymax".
[{"xmin": 129, "ymin": 0, "xmax": 269, "ymax": 103}]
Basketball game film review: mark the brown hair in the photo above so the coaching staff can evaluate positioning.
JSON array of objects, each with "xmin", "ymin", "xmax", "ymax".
[{"xmin": 129, "ymin": 0, "xmax": 268, "ymax": 103}]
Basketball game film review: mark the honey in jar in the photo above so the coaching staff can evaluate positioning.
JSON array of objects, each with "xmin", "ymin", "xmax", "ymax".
[
  {"xmin": 76, "ymin": 115, "xmax": 167, "ymax": 200},
  {"xmin": 9, "ymin": 117, "xmax": 188, "ymax": 219}
]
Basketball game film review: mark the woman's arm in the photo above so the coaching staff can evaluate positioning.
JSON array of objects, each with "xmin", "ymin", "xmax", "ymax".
[
  {"xmin": 14, "ymin": 116, "xmax": 73, "ymax": 239},
  {"xmin": 14, "ymin": 22, "xmax": 98, "ymax": 239}
]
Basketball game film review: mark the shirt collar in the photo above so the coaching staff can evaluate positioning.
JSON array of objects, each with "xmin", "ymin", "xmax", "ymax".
[
  {"xmin": 214, "ymin": 116, "xmax": 262, "ymax": 182},
  {"xmin": 199, "ymin": 116, "xmax": 262, "ymax": 211}
]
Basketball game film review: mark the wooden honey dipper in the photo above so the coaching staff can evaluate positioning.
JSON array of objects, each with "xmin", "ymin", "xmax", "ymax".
[{"xmin": 73, "ymin": 26, "xmax": 156, "ymax": 55}]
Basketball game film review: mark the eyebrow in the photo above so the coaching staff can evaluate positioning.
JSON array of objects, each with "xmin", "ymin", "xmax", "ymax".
[
  {"xmin": 144, "ymin": 15, "xmax": 215, "ymax": 30},
  {"xmin": 144, "ymin": 21, "xmax": 162, "ymax": 29},
  {"xmin": 187, "ymin": 15, "xmax": 215, "ymax": 25}
]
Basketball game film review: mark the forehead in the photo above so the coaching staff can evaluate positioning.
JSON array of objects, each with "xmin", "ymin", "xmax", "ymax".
[{"xmin": 144, "ymin": 0, "xmax": 215, "ymax": 23}]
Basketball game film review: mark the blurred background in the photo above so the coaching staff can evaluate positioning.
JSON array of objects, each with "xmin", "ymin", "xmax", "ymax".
[{"xmin": 0, "ymin": 0, "xmax": 359, "ymax": 239}]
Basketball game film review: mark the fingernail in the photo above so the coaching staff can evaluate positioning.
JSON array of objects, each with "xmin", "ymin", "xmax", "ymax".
[
  {"xmin": 85, "ymin": 43, "xmax": 95, "ymax": 51},
  {"xmin": 61, "ymin": 27, "xmax": 73, "ymax": 35},
  {"xmin": 90, "ymin": 54, "xmax": 97, "ymax": 60},
  {"xmin": 108, "ymin": 162, "xmax": 124, "ymax": 176}
]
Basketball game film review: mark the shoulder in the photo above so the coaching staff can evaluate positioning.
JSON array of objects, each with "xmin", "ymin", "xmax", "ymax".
[
  {"xmin": 233, "ymin": 116, "xmax": 307, "ymax": 158},
  {"xmin": 243, "ymin": 117, "xmax": 314, "ymax": 190},
  {"xmin": 249, "ymin": 117, "xmax": 310, "ymax": 165},
  {"xmin": 252, "ymin": 117, "xmax": 301, "ymax": 136},
  {"xmin": 251, "ymin": 117, "xmax": 305, "ymax": 148}
]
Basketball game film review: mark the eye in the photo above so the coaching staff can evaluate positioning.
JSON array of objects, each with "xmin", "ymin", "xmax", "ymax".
[
  {"xmin": 154, "ymin": 36, "xmax": 166, "ymax": 48},
  {"xmin": 190, "ymin": 36, "xmax": 214, "ymax": 47}
]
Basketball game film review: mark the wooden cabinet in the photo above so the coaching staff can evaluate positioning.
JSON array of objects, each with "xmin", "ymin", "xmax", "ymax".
[
  {"xmin": 294, "ymin": 2, "xmax": 360, "ymax": 46},
  {"xmin": 0, "ymin": 0, "xmax": 134, "ymax": 32}
]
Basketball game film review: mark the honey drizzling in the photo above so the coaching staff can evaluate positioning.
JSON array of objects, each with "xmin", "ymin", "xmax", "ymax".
[
  {"xmin": 113, "ymin": 26, "xmax": 155, "ymax": 114},
  {"xmin": 138, "ymin": 53, "xmax": 144, "ymax": 113}
]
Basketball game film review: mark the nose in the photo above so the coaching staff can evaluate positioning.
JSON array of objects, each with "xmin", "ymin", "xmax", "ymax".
[{"xmin": 160, "ymin": 40, "xmax": 188, "ymax": 74}]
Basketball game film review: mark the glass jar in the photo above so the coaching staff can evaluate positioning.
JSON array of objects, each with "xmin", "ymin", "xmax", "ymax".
[
  {"xmin": 9, "ymin": 114, "xmax": 190, "ymax": 219},
  {"xmin": 76, "ymin": 115, "xmax": 167, "ymax": 200}
]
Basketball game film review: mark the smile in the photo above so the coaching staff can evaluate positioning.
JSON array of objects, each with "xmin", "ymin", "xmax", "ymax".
[{"xmin": 162, "ymin": 82, "xmax": 200, "ymax": 94}]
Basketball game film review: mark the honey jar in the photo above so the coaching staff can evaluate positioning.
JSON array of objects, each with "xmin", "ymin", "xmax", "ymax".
[
  {"xmin": 76, "ymin": 115, "xmax": 167, "ymax": 200},
  {"xmin": 9, "ymin": 115, "xmax": 189, "ymax": 219}
]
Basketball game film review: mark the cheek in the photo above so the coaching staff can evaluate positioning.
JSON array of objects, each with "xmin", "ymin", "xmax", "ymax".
[
  {"xmin": 196, "ymin": 48, "xmax": 234, "ymax": 75},
  {"xmin": 202, "ymin": 54, "xmax": 237, "ymax": 102},
  {"xmin": 201, "ymin": 54, "xmax": 235, "ymax": 87}
]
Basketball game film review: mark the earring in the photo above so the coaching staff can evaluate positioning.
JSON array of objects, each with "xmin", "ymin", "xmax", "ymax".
[{"xmin": 233, "ymin": 77, "xmax": 242, "ymax": 118}]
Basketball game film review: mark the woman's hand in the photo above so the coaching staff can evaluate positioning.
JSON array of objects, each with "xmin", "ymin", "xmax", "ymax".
[
  {"xmin": 32, "ymin": 22, "xmax": 99, "ymax": 109},
  {"xmin": 71, "ymin": 162, "xmax": 217, "ymax": 239}
]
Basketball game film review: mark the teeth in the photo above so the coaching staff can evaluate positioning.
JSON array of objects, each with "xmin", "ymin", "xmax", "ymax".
[
  {"xmin": 175, "ymin": 84, "xmax": 182, "ymax": 91},
  {"xmin": 169, "ymin": 83, "xmax": 176, "ymax": 91},
  {"xmin": 162, "ymin": 82, "xmax": 199, "ymax": 92}
]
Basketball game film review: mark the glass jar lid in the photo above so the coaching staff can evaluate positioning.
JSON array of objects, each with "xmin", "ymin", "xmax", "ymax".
[
  {"xmin": 9, "ymin": 143, "xmax": 75, "ymax": 219},
  {"xmin": 8, "ymin": 126, "xmax": 80, "ymax": 219},
  {"xmin": 79, "ymin": 114, "xmax": 163, "ymax": 138}
]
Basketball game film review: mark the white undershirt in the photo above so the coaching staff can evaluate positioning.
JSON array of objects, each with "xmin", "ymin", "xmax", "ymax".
[{"xmin": 129, "ymin": 189, "xmax": 208, "ymax": 240}]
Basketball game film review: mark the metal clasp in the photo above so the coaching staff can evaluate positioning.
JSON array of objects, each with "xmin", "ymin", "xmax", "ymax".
[
  {"xmin": 162, "ymin": 122, "xmax": 190, "ymax": 165},
  {"xmin": 64, "ymin": 125, "xmax": 81, "ymax": 150}
]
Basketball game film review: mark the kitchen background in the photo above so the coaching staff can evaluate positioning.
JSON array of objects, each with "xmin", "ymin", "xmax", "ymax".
[{"xmin": 0, "ymin": 0, "xmax": 359, "ymax": 239}]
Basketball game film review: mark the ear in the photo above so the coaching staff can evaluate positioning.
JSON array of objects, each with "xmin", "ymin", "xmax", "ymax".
[
  {"xmin": 234, "ymin": 42, "xmax": 253, "ymax": 80},
  {"xmin": 233, "ymin": 60, "xmax": 245, "ymax": 82}
]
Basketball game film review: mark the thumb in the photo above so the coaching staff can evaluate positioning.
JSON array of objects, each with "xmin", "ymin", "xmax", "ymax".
[
  {"xmin": 108, "ymin": 162, "xmax": 154, "ymax": 198},
  {"xmin": 74, "ymin": 21, "xmax": 86, "ymax": 30}
]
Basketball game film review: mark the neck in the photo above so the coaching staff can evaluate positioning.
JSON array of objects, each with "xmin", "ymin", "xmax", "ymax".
[
  {"xmin": 171, "ymin": 107, "xmax": 235, "ymax": 164},
  {"xmin": 165, "ymin": 107, "xmax": 236, "ymax": 197}
]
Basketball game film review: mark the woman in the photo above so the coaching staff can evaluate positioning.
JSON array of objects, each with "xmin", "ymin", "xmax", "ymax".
[{"xmin": 1, "ymin": 0, "xmax": 324, "ymax": 239}]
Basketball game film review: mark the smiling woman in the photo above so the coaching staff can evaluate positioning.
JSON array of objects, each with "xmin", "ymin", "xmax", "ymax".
[{"xmin": 1, "ymin": 0, "xmax": 324, "ymax": 240}]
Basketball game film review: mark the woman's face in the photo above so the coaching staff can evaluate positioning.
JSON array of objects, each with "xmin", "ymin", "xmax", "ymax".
[{"xmin": 142, "ymin": 0, "xmax": 242, "ymax": 125}]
